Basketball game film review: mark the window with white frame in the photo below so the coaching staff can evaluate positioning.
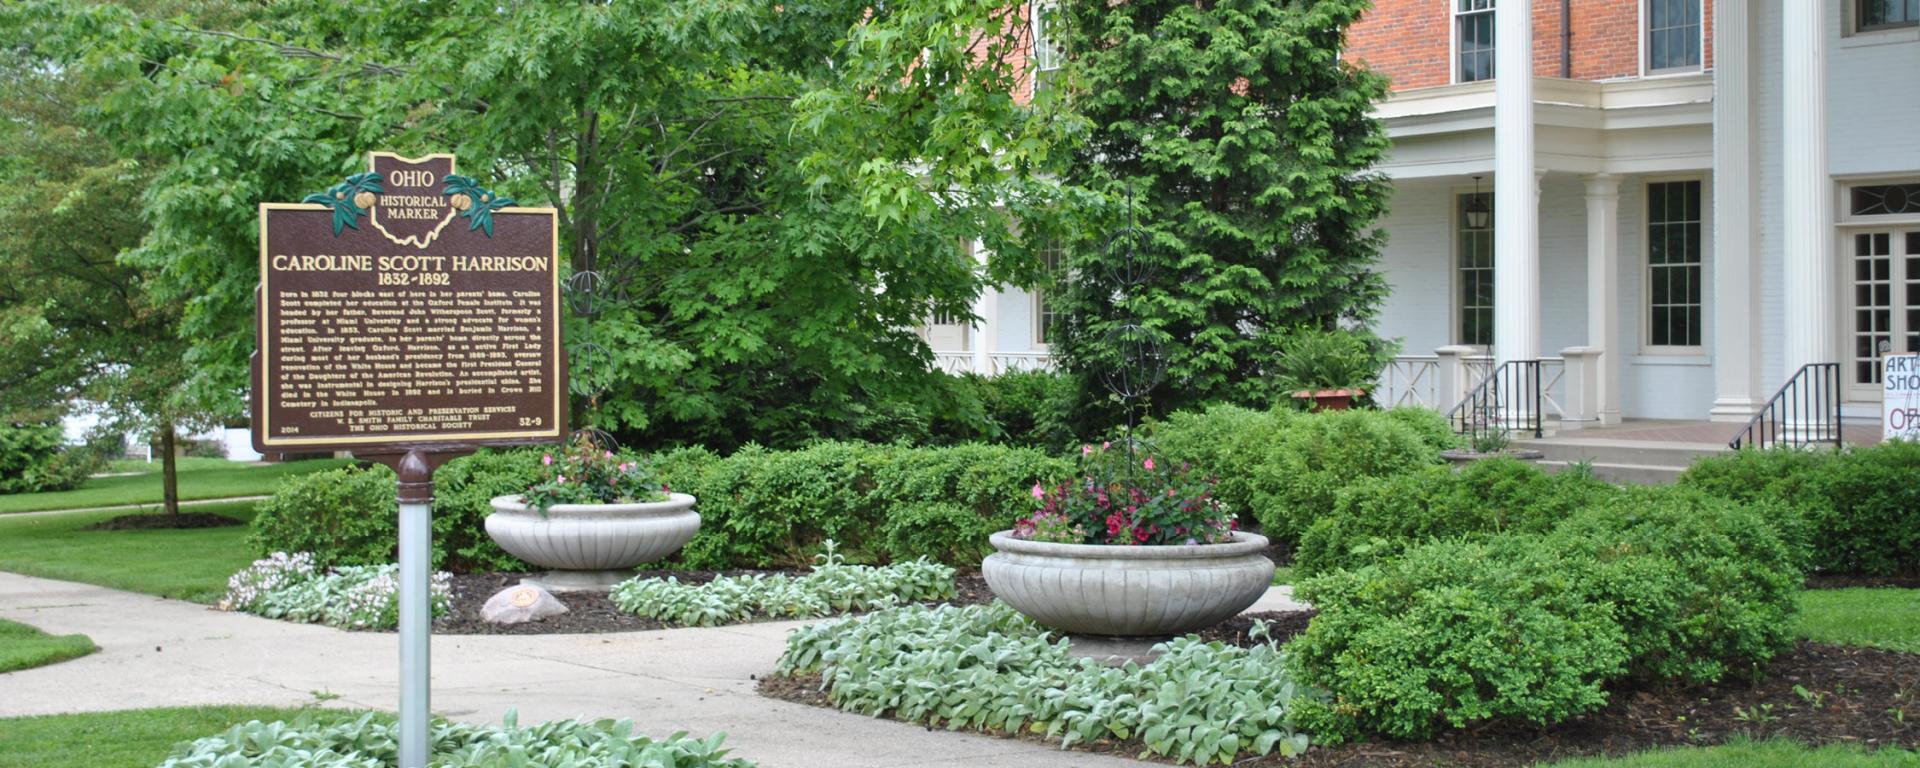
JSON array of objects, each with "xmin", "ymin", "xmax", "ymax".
[
  {"xmin": 1646, "ymin": 180, "xmax": 1704, "ymax": 348},
  {"xmin": 1858, "ymin": 0, "xmax": 1920, "ymax": 32},
  {"xmin": 1031, "ymin": 2, "xmax": 1064, "ymax": 97},
  {"xmin": 1646, "ymin": 0, "xmax": 1702, "ymax": 73},
  {"xmin": 1457, "ymin": 192, "xmax": 1495, "ymax": 347},
  {"xmin": 1455, "ymin": 0, "xmax": 1496, "ymax": 83},
  {"xmin": 1033, "ymin": 239, "xmax": 1064, "ymax": 347}
]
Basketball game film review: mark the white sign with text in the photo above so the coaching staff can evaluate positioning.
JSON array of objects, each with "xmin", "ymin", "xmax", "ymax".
[{"xmin": 1887, "ymin": 354, "xmax": 1920, "ymax": 441}]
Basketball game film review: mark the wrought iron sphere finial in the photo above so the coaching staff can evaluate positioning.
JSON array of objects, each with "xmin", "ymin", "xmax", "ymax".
[{"xmin": 1097, "ymin": 323, "xmax": 1166, "ymax": 400}]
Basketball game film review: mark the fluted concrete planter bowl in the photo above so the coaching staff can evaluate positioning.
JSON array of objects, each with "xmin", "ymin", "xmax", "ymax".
[
  {"xmin": 983, "ymin": 530, "xmax": 1274, "ymax": 637},
  {"xmin": 486, "ymin": 493, "xmax": 699, "ymax": 590}
]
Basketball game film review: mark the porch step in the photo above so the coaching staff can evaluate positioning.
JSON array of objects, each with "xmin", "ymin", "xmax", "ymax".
[
  {"xmin": 1535, "ymin": 460, "xmax": 1686, "ymax": 486},
  {"xmin": 1512, "ymin": 437, "xmax": 1731, "ymax": 486}
]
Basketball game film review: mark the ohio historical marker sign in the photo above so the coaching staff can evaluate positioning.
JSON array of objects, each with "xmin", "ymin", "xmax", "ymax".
[{"xmin": 252, "ymin": 152, "xmax": 564, "ymax": 453}]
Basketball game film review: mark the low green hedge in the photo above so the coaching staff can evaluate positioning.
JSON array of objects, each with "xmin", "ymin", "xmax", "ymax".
[
  {"xmin": 1679, "ymin": 440, "xmax": 1920, "ymax": 576},
  {"xmin": 1296, "ymin": 458, "xmax": 1616, "ymax": 577},
  {"xmin": 1291, "ymin": 535, "xmax": 1628, "ymax": 742},
  {"xmin": 246, "ymin": 449, "xmax": 549, "ymax": 572},
  {"xmin": 250, "ymin": 442, "xmax": 1071, "ymax": 571},
  {"xmin": 1149, "ymin": 405, "xmax": 1456, "ymax": 541},
  {"xmin": 1290, "ymin": 485, "xmax": 1803, "ymax": 741}
]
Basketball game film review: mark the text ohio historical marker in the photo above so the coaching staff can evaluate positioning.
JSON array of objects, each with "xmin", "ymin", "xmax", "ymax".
[{"xmin": 251, "ymin": 152, "xmax": 564, "ymax": 454}]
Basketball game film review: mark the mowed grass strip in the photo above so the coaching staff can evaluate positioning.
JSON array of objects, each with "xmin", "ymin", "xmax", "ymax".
[
  {"xmin": 0, "ymin": 618, "xmax": 95, "ymax": 673},
  {"xmin": 0, "ymin": 458, "xmax": 352, "ymax": 514},
  {"xmin": 0, "ymin": 706, "xmax": 358, "ymax": 768},
  {"xmin": 0, "ymin": 502, "xmax": 260, "ymax": 603},
  {"xmin": 1797, "ymin": 588, "xmax": 1920, "ymax": 655},
  {"xmin": 1540, "ymin": 736, "xmax": 1920, "ymax": 767}
]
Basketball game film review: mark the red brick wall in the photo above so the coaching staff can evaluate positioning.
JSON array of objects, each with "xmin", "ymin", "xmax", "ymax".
[{"xmin": 1345, "ymin": 0, "xmax": 1714, "ymax": 91}]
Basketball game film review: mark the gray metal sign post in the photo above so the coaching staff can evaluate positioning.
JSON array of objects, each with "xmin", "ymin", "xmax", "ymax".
[{"xmin": 395, "ymin": 450, "xmax": 436, "ymax": 768}]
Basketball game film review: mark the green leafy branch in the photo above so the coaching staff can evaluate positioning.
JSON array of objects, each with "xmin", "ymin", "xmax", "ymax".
[
  {"xmin": 441, "ymin": 175, "xmax": 515, "ymax": 237},
  {"xmin": 301, "ymin": 173, "xmax": 383, "ymax": 236}
]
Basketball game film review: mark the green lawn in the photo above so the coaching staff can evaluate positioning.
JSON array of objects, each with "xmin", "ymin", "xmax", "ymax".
[
  {"xmin": 0, "ymin": 502, "xmax": 260, "ymax": 603},
  {"xmin": 0, "ymin": 618, "xmax": 95, "ymax": 673},
  {"xmin": 1797, "ymin": 587, "xmax": 1920, "ymax": 654},
  {"xmin": 0, "ymin": 706, "xmax": 355, "ymax": 768},
  {"xmin": 0, "ymin": 458, "xmax": 351, "ymax": 514},
  {"xmin": 102, "ymin": 457, "xmax": 249, "ymax": 475},
  {"xmin": 1541, "ymin": 737, "xmax": 1920, "ymax": 767}
]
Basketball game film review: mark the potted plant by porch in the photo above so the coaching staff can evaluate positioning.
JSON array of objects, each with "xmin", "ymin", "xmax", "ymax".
[
  {"xmin": 983, "ymin": 443, "xmax": 1274, "ymax": 636},
  {"xmin": 1271, "ymin": 326, "xmax": 1393, "ymax": 411},
  {"xmin": 486, "ymin": 441, "xmax": 698, "ymax": 591}
]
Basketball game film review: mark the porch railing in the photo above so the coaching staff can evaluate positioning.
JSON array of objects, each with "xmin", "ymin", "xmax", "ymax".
[
  {"xmin": 930, "ymin": 350, "xmax": 1056, "ymax": 376},
  {"xmin": 1729, "ymin": 362, "xmax": 1843, "ymax": 450},
  {"xmin": 1448, "ymin": 359, "xmax": 1544, "ymax": 439},
  {"xmin": 1377, "ymin": 355, "xmax": 1440, "ymax": 408}
]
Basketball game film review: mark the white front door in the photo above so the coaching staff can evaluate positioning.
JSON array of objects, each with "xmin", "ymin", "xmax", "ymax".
[
  {"xmin": 1846, "ymin": 229, "xmax": 1920, "ymax": 401},
  {"xmin": 926, "ymin": 312, "xmax": 968, "ymax": 353}
]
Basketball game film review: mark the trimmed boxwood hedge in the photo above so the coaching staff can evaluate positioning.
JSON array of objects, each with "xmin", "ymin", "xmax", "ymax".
[
  {"xmin": 1679, "ymin": 440, "xmax": 1920, "ymax": 576},
  {"xmin": 252, "ymin": 406, "xmax": 1461, "ymax": 570},
  {"xmin": 1290, "ymin": 485, "xmax": 1803, "ymax": 742}
]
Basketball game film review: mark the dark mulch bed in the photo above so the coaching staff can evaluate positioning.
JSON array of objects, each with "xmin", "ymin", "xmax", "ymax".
[
  {"xmin": 761, "ymin": 638, "xmax": 1920, "ymax": 767},
  {"xmin": 85, "ymin": 512, "xmax": 243, "ymax": 531},
  {"xmin": 428, "ymin": 569, "xmax": 997, "ymax": 635}
]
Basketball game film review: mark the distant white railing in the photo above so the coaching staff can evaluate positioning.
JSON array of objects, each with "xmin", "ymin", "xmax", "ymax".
[
  {"xmin": 1539, "ymin": 356, "xmax": 1567, "ymax": 419},
  {"xmin": 929, "ymin": 350, "xmax": 1056, "ymax": 376},
  {"xmin": 1376, "ymin": 355, "xmax": 1439, "ymax": 408},
  {"xmin": 932, "ymin": 351, "xmax": 974, "ymax": 375},
  {"xmin": 989, "ymin": 352, "xmax": 1055, "ymax": 374}
]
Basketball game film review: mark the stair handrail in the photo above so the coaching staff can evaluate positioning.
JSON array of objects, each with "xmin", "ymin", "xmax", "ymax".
[
  {"xmin": 1729, "ymin": 362, "xmax": 1843, "ymax": 450},
  {"xmin": 1447, "ymin": 359, "xmax": 1543, "ymax": 440}
]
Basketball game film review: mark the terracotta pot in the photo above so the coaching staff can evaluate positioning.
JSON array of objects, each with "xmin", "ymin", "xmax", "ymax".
[
  {"xmin": 1291, "ymin": 388, "xmax": 1364, "ymax": 411},
  {"xmin": 983, "ymin": 531, "xmax": 1274, "ymax": 637}
]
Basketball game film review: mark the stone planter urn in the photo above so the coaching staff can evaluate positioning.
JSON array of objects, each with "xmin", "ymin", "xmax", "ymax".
[
  {"xmin": 486, "ymin": 493, "xmax": 699, "ymax": 591},
  {"xmin": 983, "ymin": 530, "xmax": 1275, "ymax": 637}
]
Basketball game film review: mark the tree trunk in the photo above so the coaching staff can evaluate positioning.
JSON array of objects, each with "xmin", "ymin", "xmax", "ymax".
[{"xmin": 160, "ymin": 422, "xmax": 180, "ymax": 517}]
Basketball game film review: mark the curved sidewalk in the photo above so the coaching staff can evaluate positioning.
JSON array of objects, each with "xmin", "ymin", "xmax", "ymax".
[{"xmin": 0, "ymin": 572, "xmax": 1295, "ymax": 767}]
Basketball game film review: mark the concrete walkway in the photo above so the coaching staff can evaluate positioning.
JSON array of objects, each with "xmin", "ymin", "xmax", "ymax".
[{"xmin": 0, "ymin": 572, "xmax": 1307, "ymax": 767}]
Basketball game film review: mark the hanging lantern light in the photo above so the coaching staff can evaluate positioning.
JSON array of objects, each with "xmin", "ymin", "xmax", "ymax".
[{"xmin": 1465, "ymin": 175, "xmax": 1491, "ymax": 230}]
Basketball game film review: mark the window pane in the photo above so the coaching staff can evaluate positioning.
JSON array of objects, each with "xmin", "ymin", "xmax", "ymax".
[
  {"xmin": 1646, "ymin": 181, "xmax": 1702, "ymax": 347},
  {"xmin": 1649, "ymin": 0, "xmax": 1701, "ymax": 70}
]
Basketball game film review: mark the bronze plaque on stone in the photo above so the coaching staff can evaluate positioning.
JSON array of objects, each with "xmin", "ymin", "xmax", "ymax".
[{"xmin": 251, "ymin": 152, "xmax": 565, "ymax": 453}]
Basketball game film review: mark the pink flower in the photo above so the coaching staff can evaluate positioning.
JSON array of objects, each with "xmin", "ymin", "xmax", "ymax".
[
  {"xmin": 1031, "ymin": 482, "xmax": 1045, "ymax": 499},
  {"xmin": 1143, "ymin": 457, "xmax": 1156, "ymax": 470},
  {"xmin": 1082, "ymin": 444, "xmax": 1093, "ymax": 457},
  {"xmin": 543, "ymin": 454, "xmax": 553, "ymax": 466},
  {"xmin": 556, "ymin": 475, "xmax": 567, "ymax": 484},
  {"xmin": 1102, "ymin": 441, "xmax": 1111, "ymax": 449}
]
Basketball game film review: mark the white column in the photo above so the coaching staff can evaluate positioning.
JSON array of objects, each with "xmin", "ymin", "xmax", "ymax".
[
  {"xmin": 1583, "ymin": 174, "xmax": 1622, "ymax": 425},
  {"xmin": 1494, "ymin": 0, "xmax": 1540, "ymax": 366},
  {"xmin": 1782, "ymin": 0, "xmax": 1835, "ymax": 374},
  {"xmin": 1711, "ymin": 0, "xmax": 1764, "ymax": 420},
  {"xmin": 970, "ymin": 240, "xmax": 997, "ymax": 375}
]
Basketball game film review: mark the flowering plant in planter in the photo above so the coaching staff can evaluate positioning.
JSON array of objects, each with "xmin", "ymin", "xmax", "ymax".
[
  {"xmin": 521, "ymin": 440, "xmax": 669, "ymax": 515},
  {"xmin": 1012, "ymin": 442, "xmax": 1236, "ymax": 546}
]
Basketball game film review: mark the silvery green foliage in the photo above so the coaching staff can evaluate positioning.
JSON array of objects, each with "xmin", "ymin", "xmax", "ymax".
[
  {"xmin": 776, "ymin": 602, "xmax": 1314, "ymax": 765},
  {"xmin": 218, "ymin": 552, "xmax": 451, "ymax": 630},
  {"xmin": 609, "ymin": 541, "xmax": 955, "ymax": 627},
  {"xmin": 157, "ymin": 710, "xmax": 753, "ymax": 768}
]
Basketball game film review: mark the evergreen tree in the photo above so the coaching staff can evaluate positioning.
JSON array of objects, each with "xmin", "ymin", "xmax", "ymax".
[{"xmin": 1048, "ymin": 0, "xmax": 1392, "ymax": 421}]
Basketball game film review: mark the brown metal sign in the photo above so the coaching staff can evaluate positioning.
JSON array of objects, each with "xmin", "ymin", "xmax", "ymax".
[{"xmin": 251, "ymin": 152, "xmax": 565, "ymax": 453}]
